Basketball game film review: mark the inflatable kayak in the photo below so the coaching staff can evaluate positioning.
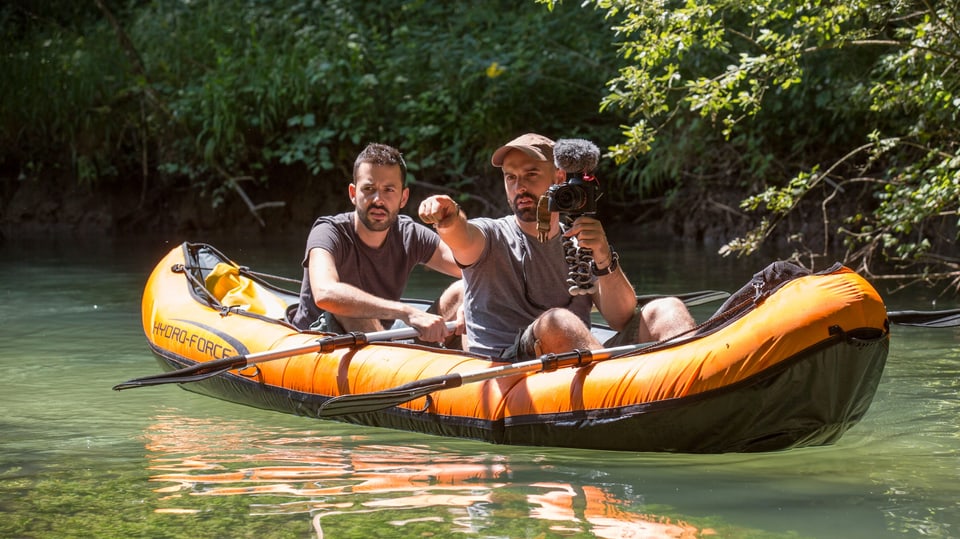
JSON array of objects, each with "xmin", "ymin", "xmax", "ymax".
[{"xmin": 127, "ymin": 242, "xmax": 890, "ymax": 453}]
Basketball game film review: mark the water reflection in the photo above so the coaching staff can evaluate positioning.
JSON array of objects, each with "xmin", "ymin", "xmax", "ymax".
[
  {"xmin": 143, "ymin": 412, "xmax": 724, "ymax": 538},
  {"xmin": 526, "ymin": 483, "xmax": 709, "ymax": 538}
]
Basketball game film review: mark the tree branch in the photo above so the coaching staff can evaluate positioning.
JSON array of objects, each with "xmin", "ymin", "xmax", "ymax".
[{"xmin": 215, "ymin": 168, "xmax": 286, "ymax": 228}]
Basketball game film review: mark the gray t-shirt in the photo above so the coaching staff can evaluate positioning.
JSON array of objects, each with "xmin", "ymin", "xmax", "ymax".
[
  {"xmin": 291, "ymin": 212, "xmax": 440, "ymax": 330},
  {"xmin": 463, "ymin": 216, "xmax": 593, "ymax": 356}
]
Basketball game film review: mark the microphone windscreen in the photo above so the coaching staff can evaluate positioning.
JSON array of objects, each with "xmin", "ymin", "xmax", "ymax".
[{"xmin": 553, "ymin": 139, "xmax": 600, "ymax": 174}]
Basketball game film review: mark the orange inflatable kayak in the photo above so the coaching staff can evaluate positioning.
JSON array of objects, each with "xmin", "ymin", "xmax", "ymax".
[{"xmin": 134, "ymin": 242, "xmax": 889, "ymax": 453}]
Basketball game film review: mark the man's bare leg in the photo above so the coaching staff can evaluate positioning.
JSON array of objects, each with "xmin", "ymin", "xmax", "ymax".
[
  {"xmin": 637, "ymin": 297, "xmax": 696, "ymax": 342},
  {"xmin": 530, "ymin": 307, "xmax": 601, "ymax": 356}
]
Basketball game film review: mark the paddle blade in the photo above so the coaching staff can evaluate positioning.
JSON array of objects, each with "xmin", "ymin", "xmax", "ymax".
[
  {"xmin": 112, "ymin": 368, "xmax": 227, "ymax": 390},
  {"xmin": 318, "ymin": 382, "xmax": 447, "ymax": 418},
  {"xmin": 888, "ymin": 308, "xmax": 960, "ymax": 328}
]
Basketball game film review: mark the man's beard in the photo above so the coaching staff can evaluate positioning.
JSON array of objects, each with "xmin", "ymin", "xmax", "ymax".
[
  {"xmin": 357, "ymin": 204, "xmax": 394, "ymax": 232},
  {"xmin": 510, "ymin": 194, "xmax": 538, "ymax": 223}
]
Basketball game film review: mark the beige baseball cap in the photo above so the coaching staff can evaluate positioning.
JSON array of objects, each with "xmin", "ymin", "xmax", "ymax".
[{"xmin": 490, "ymin": 133, "xmax": 555, "ymax": 167}]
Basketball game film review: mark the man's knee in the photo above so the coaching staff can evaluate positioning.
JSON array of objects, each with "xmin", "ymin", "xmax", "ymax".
[
  {"xmin": 530, "ymin": 308, "xmax": 597, "ymax": 355},
  {"xmin": 536, "ymin": 307, "xmax": 583, "ymax": 330},
  {"xmin": 644, "ymin": 297, "xmax": 686, "ymax": 317},
  {"xmin": 639, "ymin": 297, "xmax": 695, "ymax": 341}
]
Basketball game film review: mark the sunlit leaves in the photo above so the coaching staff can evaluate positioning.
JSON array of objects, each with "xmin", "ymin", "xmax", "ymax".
[{"xmin": 579, "ymin": 0, "xmax": 959, "ymax": 286}]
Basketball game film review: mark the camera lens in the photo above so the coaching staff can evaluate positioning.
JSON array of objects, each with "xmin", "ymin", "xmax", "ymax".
[{"xmin": 553, "ymin": 185, "xmax": 586, "ymax": 212}]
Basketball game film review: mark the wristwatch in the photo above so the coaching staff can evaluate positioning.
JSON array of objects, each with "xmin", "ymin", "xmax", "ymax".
[{"xmin": 591, "ymin": 249, "xmax": 620, "ymax": 276}]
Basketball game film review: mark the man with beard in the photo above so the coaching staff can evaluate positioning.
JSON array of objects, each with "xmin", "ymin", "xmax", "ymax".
[
  {"xmin": 290, "ymin": 143, "xmax": 462, "ymax": 343},
  {"xmin": 419, "ymin": 133, "xmax": 694, "ymax": 359}
]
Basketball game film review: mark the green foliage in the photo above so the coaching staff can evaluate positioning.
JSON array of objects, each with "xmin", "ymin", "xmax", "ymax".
[
  {"xmin": 1, "ymin": 0, "xmax": 620, "ymax": 216},
  {"xmin": 550, "ymin": 0, "xmax": 959, "ymax": 288},
  {"xmin": 0, "ymin": 4, "xmax": 135, "ymax": 184},
  {"xmin": 7, "ymin": 0, "xmax": 957, "ymax": 291}
]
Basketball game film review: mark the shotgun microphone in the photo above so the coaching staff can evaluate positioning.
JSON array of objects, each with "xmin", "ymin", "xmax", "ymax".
[{"xmin": 553, "ymin": 138, "xmax": 600, "ymax": 175}]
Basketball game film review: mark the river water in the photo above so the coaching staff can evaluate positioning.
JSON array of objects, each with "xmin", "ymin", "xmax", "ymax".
[{"xmin": 1, "ymin": 233, "xmax": 958, "ymax": 538}]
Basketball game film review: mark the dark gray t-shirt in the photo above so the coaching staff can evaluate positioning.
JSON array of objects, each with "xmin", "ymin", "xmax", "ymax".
[
  {"xmin": 291, "ymin": 212, "xmax": 440, "ymax": 330},
  {"xmin": 463, "ymin": 216, "xmax": 593, "ymax": 356}
]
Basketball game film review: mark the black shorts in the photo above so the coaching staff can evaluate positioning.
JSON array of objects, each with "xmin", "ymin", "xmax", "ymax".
[{"xmin": 499, "ymin": 323, "xmax": 539, "ymax": 362}]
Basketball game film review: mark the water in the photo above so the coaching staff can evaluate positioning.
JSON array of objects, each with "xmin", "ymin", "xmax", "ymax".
[{"xmin": 1, "ymin": 233, "xmax": 958, "ymax": 538}]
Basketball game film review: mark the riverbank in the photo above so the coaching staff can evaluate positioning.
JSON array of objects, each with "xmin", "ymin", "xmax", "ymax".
[{"xmin": 1, "ymin": 170, "xmax": 763, "ymax": 250}]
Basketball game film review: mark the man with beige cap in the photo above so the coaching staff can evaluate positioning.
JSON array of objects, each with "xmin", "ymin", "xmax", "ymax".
[{"xmin": 419, "ymin": 133, "xmax": 694, "ymax": 360}]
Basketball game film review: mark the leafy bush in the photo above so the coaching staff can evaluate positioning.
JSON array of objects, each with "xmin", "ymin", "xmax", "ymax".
[
  {"xmin": 1, "ymin": 0, "xmax": 622, "ymax": 221},
  {"xmin": 0, "ymin": 2, "xmax": 135, "ymax": 185},
  {"xmin": 554, "ymin": 0, "xmax": 959, "ymax": 289}
]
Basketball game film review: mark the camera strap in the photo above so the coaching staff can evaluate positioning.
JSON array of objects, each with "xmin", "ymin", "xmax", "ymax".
[{"xmin": 535, "ymin": 195, "xmax": 552, "ymax": 243}]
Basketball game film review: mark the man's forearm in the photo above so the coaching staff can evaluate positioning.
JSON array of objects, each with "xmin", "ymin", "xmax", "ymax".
[
  {"xmin": 594, "ymin": 270, "xmax": 639, "ymax": 331},
  {"xmin": 314, "ymin": 283, "xmax": 414, "ymax": 322}
]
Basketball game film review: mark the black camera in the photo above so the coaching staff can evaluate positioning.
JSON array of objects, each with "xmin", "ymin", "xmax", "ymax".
[
  {"xmin": 548, "ymin": 138, "xmax": 601, "ymax": 217},
  {"xmin": 546, "ymin": 175, "xmax": 598, "ymax": 216}
]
